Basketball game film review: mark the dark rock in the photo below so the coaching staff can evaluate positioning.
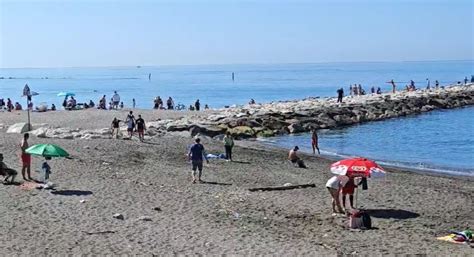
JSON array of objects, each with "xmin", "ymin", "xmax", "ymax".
[
  {"xmin": 166, "ymin": 124, "xmax": 190, "ymax": 132},
  {"xmin": 189, "ymin": 125, "xmax": 225, "ymax": 137},
  {"xmin": 287, "ymin": 123, "xmax": 304, "ymax": 133}
]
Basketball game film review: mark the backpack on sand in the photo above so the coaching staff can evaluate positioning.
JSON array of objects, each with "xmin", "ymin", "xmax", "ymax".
[
  {"xmin": 361, "ymin": 213, "xmax": 372, "ymax": 229},
  {"xmin": 349, "ymin": 211, "xmax": 372, "ymax": 229}
]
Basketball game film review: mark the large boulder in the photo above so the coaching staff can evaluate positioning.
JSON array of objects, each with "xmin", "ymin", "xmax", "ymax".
[
  {"xmin": 228, "ymin": 126, "xmax": 255, "ymax": 139},
  {"xmin": 189, "ymin": 125, "xmax": 225, "ymax": 138},
  {"xmin": 256, "ymin": 129, "xmax": 275, "ymax": 138},
  {"xmin": 166, "ymin": 123, "xmax": 190, "ymax": 132},
  {"xmin": 7, "ymin": 123, "xmax": 31, "ymax": 134},
  {"xmin": 287, "ymin": 123, "xmax": 304, "ymax": 133},
  {"xmin": 261, "ymin": 117, "xmax": 289, "ymax": 130}
]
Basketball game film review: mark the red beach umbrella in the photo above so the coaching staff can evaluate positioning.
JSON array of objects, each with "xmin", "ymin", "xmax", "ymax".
[{"xmin": 330, "ymin": 157, "xmax": 386, "ymax": 178}]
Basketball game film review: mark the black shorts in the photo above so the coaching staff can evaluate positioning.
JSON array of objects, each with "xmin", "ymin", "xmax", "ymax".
[{"xmin": 192, "ymin": 161, "xmax": 203, "ymax": 171}]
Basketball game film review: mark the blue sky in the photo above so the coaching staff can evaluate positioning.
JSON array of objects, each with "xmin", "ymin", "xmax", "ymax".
[{"xmin": 0, "ymin": 0, "xmax": 472, "ymax": 68}]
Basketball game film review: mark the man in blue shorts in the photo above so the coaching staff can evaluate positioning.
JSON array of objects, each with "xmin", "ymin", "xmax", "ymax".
[{"xmin": 188, "ymin": 138, "xmax": 209, "ymax": 183}]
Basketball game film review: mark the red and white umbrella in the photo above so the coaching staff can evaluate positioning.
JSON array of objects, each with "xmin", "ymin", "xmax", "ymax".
[{"xmin": 330, "ymin": 157, "xmax": 386, "ymax": 178}]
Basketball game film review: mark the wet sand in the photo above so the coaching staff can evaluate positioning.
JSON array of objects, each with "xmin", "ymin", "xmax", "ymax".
[{"xmin": 0, "ymin": 109, "xmax": 472, "ymax": 255}]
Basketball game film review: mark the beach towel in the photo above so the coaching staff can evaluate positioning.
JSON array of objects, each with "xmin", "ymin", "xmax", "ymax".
[
  {"xmin": 19, "ymin": 182, "xmax": 39, "ymax": 191},
  {"xmin": 437, "ymin": 230, "xmax": 472, "ymax": 245}
]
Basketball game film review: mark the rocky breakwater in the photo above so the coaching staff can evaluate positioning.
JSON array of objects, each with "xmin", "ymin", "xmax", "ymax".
[{"xmin": 167, "ymin": 84, "xmax": 474, "ymax": 139}]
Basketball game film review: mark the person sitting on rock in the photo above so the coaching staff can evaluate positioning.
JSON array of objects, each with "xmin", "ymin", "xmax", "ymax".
[
  {"xmin": 288, "ymin": 146, "xmax": 306, "ymax": 168},
  {"xmin": 0, "ymin": 153, "xmax": 17, "ymax": 184}
]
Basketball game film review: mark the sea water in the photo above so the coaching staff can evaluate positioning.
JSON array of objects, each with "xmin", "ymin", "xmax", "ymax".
[
  {"xmin": 261, "ymin": 106, "xmax": 474, "ymax": 177},
  {"xmin": 1, "ymin": 61, "xmax": 473, "ymax": 176}
]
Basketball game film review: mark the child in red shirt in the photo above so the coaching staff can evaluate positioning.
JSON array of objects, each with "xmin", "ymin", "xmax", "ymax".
[{"xmin": 342, "ymin": 177, "xmax": 357, "ymax": 210}]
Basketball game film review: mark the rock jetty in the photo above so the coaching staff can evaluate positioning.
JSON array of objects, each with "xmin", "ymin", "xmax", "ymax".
[
  {"xmin": 166, "ymin": 84, "xmax": 474, "ymax": 139},
  {"xmin": 8, "ymin": 84, "xmax": 473, "ymax": 140}
]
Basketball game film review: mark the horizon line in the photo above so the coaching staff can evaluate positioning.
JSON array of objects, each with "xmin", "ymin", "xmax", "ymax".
[{"xmin": 1, "ymin": 59, "xmax": 473, "ymax": 70}]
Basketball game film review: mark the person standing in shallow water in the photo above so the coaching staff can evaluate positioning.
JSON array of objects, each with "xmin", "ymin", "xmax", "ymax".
[
  {"xmin": 20, "ymin": 133, "xmax": 32, "ymax": 181},
  {"xmin": 311, "ymin": 129, "xmax": 320, "ymax": 155}
]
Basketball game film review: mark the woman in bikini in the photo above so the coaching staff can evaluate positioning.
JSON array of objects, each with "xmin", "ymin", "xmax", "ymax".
[{"xmin": 311, "ymin": 129, "xmax": 320, "ymax": 155}]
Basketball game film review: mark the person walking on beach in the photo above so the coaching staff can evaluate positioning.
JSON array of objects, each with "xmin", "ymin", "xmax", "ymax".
[
  {"xmin": 311, "ymin": 129, "xmax": 320, "ymax": 155},
  {"xmin": 20, "ymin": 133, "xmax": 32, "ymax": 181},
  {"xmin": 132, "ymin": 98, "xmax": 136, "ymax": 109},
  {"xmin": 426, "ymin": 78, "xmax": 431, "ymax": 89},
  {"xmin": 188, "ymin": 138, "xmax": 209, "ymax": 183},
  {"xmin": 464, "ymin": 76, "xmax": 468, "ymax": 85},
  {"xmin": 326, "ymin": 175, "xmax": 349, "ymax": 214},
  {"xmin": 336, "ymin": 88, "xmax": 344, "ymax": 103},
  {"xmin": 112, "ymin": 91, "xmax": 120, "ymax": 109},
  {"xmin": 195, "ymin": 99, "xmax": 201, "ymax": 111},
  {"xmin": 125, "ymin": 111, "xmax": 135, "ymax": 139},
  {"xmin": 435, "ymin": 80, "xmax": 439, "ymax": 89},
  {"xmin": 111, "ymin": 118, "xmax": 122, "ymax": 139},
  {"xmin": 390, "ymin": 79, "xmax": 396, "ymax": 93},
  {"xmin": 349, "ymin": 85, "xmax": 353, "ymax": 96},
  {"xmin": 136, "ymin": 114, "xmax": 146, "ymax": 142},
  {"xmin": 223, "ymin": 132, "xmax": 234, "ymax": 161}
]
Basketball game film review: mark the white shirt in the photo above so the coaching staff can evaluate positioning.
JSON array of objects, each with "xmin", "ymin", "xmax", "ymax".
[
  {"xmin": 112, "ymin": 93, "xmax": 120, "ymax": 102},
  {"xmin": 326, "ymin": 176, "xmax": 349, "ymax": 189}
]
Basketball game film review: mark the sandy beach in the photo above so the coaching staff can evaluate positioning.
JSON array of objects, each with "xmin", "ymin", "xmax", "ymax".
[{"xmin": 0, "ymin": 109, "xmax": 473, "ymax": 255}]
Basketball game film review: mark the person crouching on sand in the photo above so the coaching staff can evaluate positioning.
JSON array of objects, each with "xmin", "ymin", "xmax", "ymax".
[
  {"xmin": 188, "ymin": 138, "xmax": 209, "ymax": 184},
  {"xmin": 0, "ymin": 153, "xmax": 18, "ymax": 184},
  {"xmin": 288, "ymin": 146, "xmax": 306, "ymax": 168},
  {"xmin": 326, "ymin": 175, "xmax": 349, "ymax": 214}
]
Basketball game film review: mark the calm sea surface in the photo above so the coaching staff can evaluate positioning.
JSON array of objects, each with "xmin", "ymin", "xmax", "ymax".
[{"xmin": 1, "ymin": 61, "xmax": 473, "ymax": 175}]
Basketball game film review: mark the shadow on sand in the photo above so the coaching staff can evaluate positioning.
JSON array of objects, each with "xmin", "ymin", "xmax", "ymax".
[
  {"xmin": 2, "ymin": 181, "xmax": 22, "ymax": 186},
  {"xmin": 51, "ymin": 190, "xmax": 93, "ymax": 196},
  {"xmin": 365, "ymin": 209, "xmax": 420, "ymax": 219},
  {"xmin": 231, "ymin": 160, "xmax": 251, "ymax": 164},
  {"xmin": 201, "ymin": 180, "xmax": 232, "ymax": 186}
]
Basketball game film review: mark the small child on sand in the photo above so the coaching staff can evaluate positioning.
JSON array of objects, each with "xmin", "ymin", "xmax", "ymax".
[
  {"xmin": 342, "ymin": 177, "xmax": 357, "ymax": 210},
  {"xmin": 42, "ymin": 157, "xmax": 52, "ymax": 183}
]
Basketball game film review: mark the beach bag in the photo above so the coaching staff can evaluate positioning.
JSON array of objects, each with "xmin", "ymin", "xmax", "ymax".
[
  {"xmin": 349, "ymin": 212, "xmax": 364, "ymax": 229},
  {"xmin": 297, "ymin": 159, "xmax": 307, "ymax": 168},
  {"xmin": 362, "ymin": 213, "xmax": 372, "ymax": 229},
  {"xmin": 349, "ymin": 211, "xmax": 372, "ymax": 229}
]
